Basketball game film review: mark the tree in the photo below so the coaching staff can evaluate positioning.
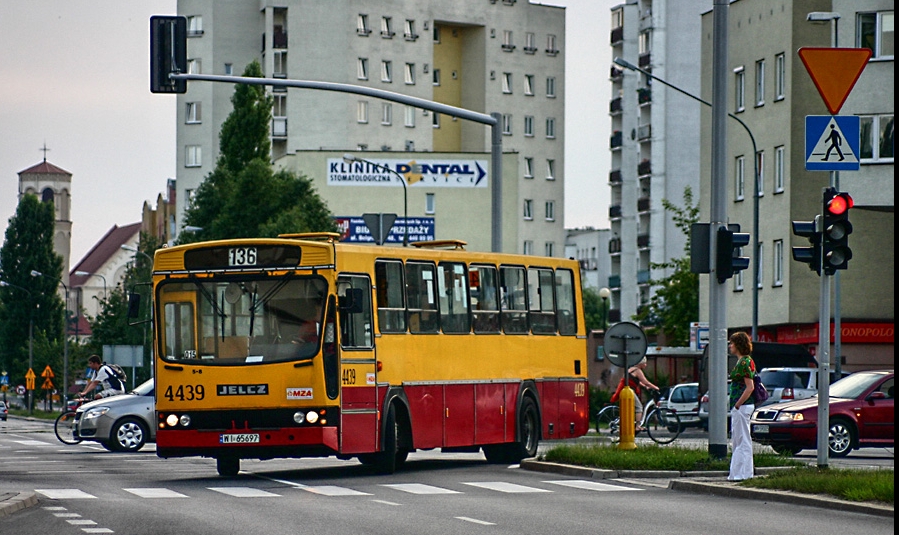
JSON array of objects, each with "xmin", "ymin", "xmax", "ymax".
[
  {"xmin": 632, "ymin": 187, "xmax": 700, "ymax": 347},
  {"xmin": 180, "ymin": 61, "xmax": 335, "ymax": 244},
  {"xmin": 0, "ymin": 194, "xmax": 65, "ymax": 385},
  {"xmin": 581, "ymin": 287, "xmax": 605, "ymax": 332}
]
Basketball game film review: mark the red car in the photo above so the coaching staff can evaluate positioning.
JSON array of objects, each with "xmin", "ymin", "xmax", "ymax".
[{"xmin": 750, "ymin": 370, "xmax": 893, "ymax": 457}]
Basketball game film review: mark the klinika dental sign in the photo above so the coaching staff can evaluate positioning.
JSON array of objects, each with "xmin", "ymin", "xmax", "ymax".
[{"xmin": 327, "ymin": 158, "xmax": 488, "ymax": 188}]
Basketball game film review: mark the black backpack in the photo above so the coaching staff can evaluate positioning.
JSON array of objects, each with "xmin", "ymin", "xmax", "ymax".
[{"xmin": 103, "ymin": 363, "xmax": 127, "ymax": 390}]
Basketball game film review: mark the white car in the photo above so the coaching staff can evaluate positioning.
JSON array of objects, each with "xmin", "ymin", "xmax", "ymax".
[{"xmin": 658, "ymin": 382, "xmax": 701, "ymax": 430}]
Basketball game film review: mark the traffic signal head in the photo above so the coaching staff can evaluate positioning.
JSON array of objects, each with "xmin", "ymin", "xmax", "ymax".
[
  {"xmin": 150, "ymin": 16, "xmax": 187, "ymax": 94},
  {"xmin": 791, "ymin": 217, "xmax": 821, "ymax": 275},
  {"xmin": 716, "ymin": 224, "xmax": 751, "ymax": 283},
  {"xmin": 822, "ymin": 189, "xmax": 853, "ymax": 275}
]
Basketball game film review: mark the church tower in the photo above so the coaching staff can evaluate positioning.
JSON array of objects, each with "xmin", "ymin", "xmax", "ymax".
[{"xmin": 18, "ymin": 152, "xmax": 73, "ymax": 286}]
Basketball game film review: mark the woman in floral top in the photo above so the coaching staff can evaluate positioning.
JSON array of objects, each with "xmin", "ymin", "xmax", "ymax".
[{"xmin": 727, "ymin": 331, "xmax": 756, "ymax": 481}]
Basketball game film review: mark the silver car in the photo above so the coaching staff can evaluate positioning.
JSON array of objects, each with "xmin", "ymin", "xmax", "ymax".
[{"xmin": 75, "ymin": 379, "xmax": 155, "ymax": 452}]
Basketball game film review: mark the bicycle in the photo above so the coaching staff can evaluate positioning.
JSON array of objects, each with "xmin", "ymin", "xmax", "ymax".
[
  {"xmin": 54, "ymin": 397, "xmax": 88, "ymax": 445},
  {"xmin": 594, "ymin": 391, "xmax": 682, "ymax": 445}
]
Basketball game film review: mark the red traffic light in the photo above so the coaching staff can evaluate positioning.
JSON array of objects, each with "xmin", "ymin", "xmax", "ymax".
[{"xmin": 826, "ymin": 193, "xmax": 854, "ymax": 215}]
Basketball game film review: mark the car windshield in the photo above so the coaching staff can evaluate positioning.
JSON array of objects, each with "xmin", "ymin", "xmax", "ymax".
[
  {"xmin": 128, "ymin": 379, "xmax": 154, "ymax": 396},
  {"xmin": 828, "ymin": 372, "xmax": 885, "ymax": 399},
  {"xmin": 760, "ymin": 370, "xmax": 809, "ymax": 388}
]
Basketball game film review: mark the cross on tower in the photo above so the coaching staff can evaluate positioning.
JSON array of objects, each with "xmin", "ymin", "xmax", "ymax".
[{"xmin": 40, "ymin": 142, "xmax": 51, "ymax": 162}]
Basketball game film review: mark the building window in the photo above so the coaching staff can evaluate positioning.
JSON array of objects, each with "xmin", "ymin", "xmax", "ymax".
[
  {"xmin": 638, "ymin": 30, "xmax": 651, "ymax": 54},
  {"xmin": 273, "ymin": 51, "xmax": 287, "ymax": 78},
  {"xmin": 381, "ymin": 103, "xmax": 392, "ymax": 125},
  {"xmin": 404, "ymin": 19, "xmax": 417, "ymax": 40},
  {"xmin": 502, "ymin": 114, "xmax": 512, "ymax": 135},
  {"xmin": 187, "ymin": 15, "xmax": 203, "ymax": 37},
  {"xmin": 501, "ymin": 73, "xmax": 512, "ymax": 93},
  {"xmin": 432, "ymin": 69, "xmax": 441, "ymax": 86},
  {"xmin": 774, "ymin": 53, "xmax": 785, "ymax": 100},
  {"xmin": 523, "ymin": 199, "xmax": 533, "ymax": 220},
  {"xmin": 755, "ymin": 59, "xmax": 765, "ymax": 106},
  {"xmin": 357, "ymin": 58, "xmax": 369, "ymax": 80},
  {"xmin": 774, "ymin": 146, "xmax": 785, "ymax": 193},
  {"xmin": 756, "ymin": 150, "xmax": 765, "ymax": 197},
  {"xmin": 546, "ymin": 117, "xmax": 556, "ymax": 139},
  {"xmin": 523, "ymin": 116, "xmax": 534, "ymax": 136},
  {"xmin": 432, "ymin": 112, "xmax": 440, "ymax": 128},
  {"xmin": 525, "ymin": 32, "xmax": 536, "ymax": 53},
  {"xmin": 546, "ymin": 34, "xmax": 558, "ymax": 55},
  {"xmin": 224, "ymin": 63, "xmax": 233, "ymax": 75},
  {"xmin": 405, "ymin": 106, "xmax": 415, "ymax": 127},
  {"xmin": 524, "ymin": 157, "xmax": 534, "ymax": 178},
  {"xmin": 524, "ymin": 74, "xmax": 534, "ymax": 96},
  {"xmin": 735, "ymin": 155, "xmax": 745, "ymax": 201},
  {"xmin": 188, "ymin": 58, "xmax": 201, "ymax": 75},
  {"xmin": 381, "ymin": 60, "xmax": 392, "ymax": 82},
  {"xmin": 734, "ymin": 268, "xmax": 744, "ymax": 292},
  {"xmin": 545, "ymin": 242, "xmax": 554, "ymax": 257},
  {"xmin": 734, "ymin": 67, "xmax": 745, "ymax": 112},
  {"xmin": 859, "ymin": 114, "xmax": 894, "ymax": 162},
  {"xmin": 184, "ymin": 189, "xmax": 194, "ymax": 210},
  {"xmin": 546, "ymin": 76, "xmax": 556, "ymax": 98},
  {"xmin": 357, "ymin": 101, "xmax": 369, "ymax": 123},
  {"xmin": 502, "ymin": 30, "xmax": 514, "ymax": 50},
  {"xmin": 756, "ymin": 243, "xmax": 763, "ymax": 289},
  {"xmin": 357, "ymin": 14, "xmax": 370, "ymax": 35},
  {"xmin": 858, "ymin": 12, "xmax": 894, "ymax": 59},
  {"xmin": 773, "ymin": 240, "xmax": 784, "ymax": 287},
  {"xmin": 523, "ymin": 240, "xmax": 533, "ymax": 256},
  {"xmin": 546, "ymin": 159, "xmax": 555, "ymax": 180},
  {"xmin": 433, "ymin": 25, "xmax": 440, "ymax": 43},
  {"xmin": 545, "ymin": 200, "xmax": 555, "ymax": 222},
  {"xmin": 273, "ymin": 94, "xmax": 287, "ymax": 118},
  {"xmin": 185, "ymin": 102, "xmax": 201, "ymax": 124},
  {"xmin": 185, "ymin": 145, "xmax": 201, "ymax": 167},
  {"xmin": 404, "ymin": 63, "xmax": 415, "ymax": 85},
  {"xmin": 425, "ymin": 193, "xmax": 435, "ymax": 214},
  {"xmin": 381, "ymin": 16, "xmax": 394, "ymax": 38}
]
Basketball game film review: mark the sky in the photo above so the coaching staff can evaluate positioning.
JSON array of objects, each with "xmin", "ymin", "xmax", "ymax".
[{"xmin": 0, "ymin": 0, "xmax": 611, "ymax": 269}]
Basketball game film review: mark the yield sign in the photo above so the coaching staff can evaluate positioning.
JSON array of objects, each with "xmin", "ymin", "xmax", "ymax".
[{"xmin": 798, "ymin": 47, "xmax": 872, "ymax": 115}]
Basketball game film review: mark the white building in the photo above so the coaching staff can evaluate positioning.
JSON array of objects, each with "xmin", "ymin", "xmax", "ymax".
[{"xmin": 175, "ymin": 0, "xmax": 566, "ymax": 254}]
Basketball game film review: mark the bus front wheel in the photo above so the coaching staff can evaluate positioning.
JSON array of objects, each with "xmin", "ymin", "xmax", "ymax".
[
  {"xmin": 366, "ymin": 404, "xmax": 407, "ymax": 475},
  {"xmin": 483, "ymin": 396, "xmax": 540, "ymax": 464},
  {"xmin": 216, "ymin": 456, "xmax": 240, "ymax": 477}
]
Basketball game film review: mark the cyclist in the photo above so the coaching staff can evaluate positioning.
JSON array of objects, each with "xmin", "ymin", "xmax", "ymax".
[
  {"xmin": 78, "ymin": 355, "xmax": 125, "ymax": 400},
  {"xmin": 610, "ymin": 357, "xmax": 660, "ymax": 432}
]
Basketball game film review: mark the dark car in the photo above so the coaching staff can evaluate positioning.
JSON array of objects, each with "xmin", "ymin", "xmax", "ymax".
[{"xmin": 750, "ymin": 370, "xmax": 894, "ymax": 456}]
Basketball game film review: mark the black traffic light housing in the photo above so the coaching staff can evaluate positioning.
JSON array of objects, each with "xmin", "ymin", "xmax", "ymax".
[
  {"xmin": 791, "ymin": 216, "xmax": 821, "ymax": 275},
  {"xmin": 821, "ymin": 188, "xmax": 854, "ymax": 275},
  {"xmin": 716, "ymin": 224, "xmax": 751, "ymax": 283},
  {"xmin": 150, "ymin": 16, "xmax": 187, "ymax": 94}
]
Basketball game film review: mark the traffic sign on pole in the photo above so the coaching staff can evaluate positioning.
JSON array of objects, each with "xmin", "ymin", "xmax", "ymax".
[
  {"xmin": 798, "ymin": 47, "xmax": 872, "ymax": 115},
  {"xmin": 806, "ymin": 115, "xmax": 860, "ymax": 171}
]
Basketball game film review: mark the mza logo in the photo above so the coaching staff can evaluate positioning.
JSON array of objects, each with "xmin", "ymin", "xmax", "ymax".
[
  {"xmin": 287, "ymin": 387, "xmax": 313, "ymax": 400},
  {"xmin": 216, "ymin": 384, "xmax": 268, "ymax": 396}
]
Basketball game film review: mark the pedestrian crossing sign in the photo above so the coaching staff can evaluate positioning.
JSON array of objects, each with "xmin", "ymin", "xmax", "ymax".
[{"xmin": 806, "ymin": 115, "xmax": 860, "ymax": 171}]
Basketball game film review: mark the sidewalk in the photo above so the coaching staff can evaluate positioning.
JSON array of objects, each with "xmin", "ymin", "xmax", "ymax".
[{"xmin": 520, "ymin": 459, "xmax": 894, "ymax": 518}]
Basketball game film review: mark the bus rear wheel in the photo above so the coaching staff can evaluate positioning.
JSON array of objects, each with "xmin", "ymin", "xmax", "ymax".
[{"xmin": 216, "ymin": 456, "xmax": 240, "ymax": 477}]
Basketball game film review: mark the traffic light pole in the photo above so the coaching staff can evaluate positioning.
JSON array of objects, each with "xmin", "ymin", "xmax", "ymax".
[
  {"xmin": 832, "ymin": 170, "xmax": 841, "ymax": 376},
  {"xmin": 817, "ymin": 247, "xmax": 831, "ymax": 468}
]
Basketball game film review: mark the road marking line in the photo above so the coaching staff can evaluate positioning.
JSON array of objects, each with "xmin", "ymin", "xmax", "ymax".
[
  {"xmin": 123, "ymin": 488, "xmax": 189, "ymax": 498},
  {"xmin": 455, "ymin": 516, "xmax": 495, "ymax": 525},
  {"xmin": 208, "ymin": 486, "xmax": 281, "ymax": 498},
  {"xmin": 381, "ymin": 483, "xmax": 461, "ymax": 494},
  {"xmin": 371, "ymin": 499, "xmax": 402, "ymax": 506},
  {"xmin": 462, "ymin": 481, "xmax": 551, "ymax": 493},
  {"xmin": 35, "ymin": 489, "xmax": 97, "ymax": 499},
  {"xmin": 543, "ymin": 480, "xmax": 640, "ymax": 492},
  {"xmin": 66, "ymin": 519, "xmax": 97, "ymax": 525}
]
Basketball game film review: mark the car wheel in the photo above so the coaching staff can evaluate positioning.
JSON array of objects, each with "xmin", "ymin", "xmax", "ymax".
[
  {"xmin": 110, "ymin": 417, "xmax": 148, "ymax": 452},
  {"xmin": 828, "ymin": 418, "xmax": 855, "ymax": 457},
  {"xmin": 772, "ymin": 445, "xmax": 802, "ymax": 456}
]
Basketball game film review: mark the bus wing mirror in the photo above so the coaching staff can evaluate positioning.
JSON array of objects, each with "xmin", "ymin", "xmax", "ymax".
[
  {"xmin": 127, "ymin": 293, "xmax": 142, "ymax": 319},
  {"xmin": 338, "ymin": 288, "xmax": 364, "ymax": 314}
]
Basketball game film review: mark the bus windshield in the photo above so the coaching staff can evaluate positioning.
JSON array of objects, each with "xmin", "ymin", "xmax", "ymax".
[{"xmin": 158, "ymin": 276, "xmax": 328, "ymax": 364}]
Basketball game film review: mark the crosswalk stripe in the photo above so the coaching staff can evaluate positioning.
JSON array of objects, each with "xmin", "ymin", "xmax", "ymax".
[
  {"xmin": 381, "ymin": 483, "xmax": 461, "ymax": 494},
  {"xmin": 543, "ymin": 480, "xmax": 641, "ymax": 492},
  {"xmin": 124, "ymin": 488, "xmax": 189, "ymax": 498},
  {"xmin": 301, "ymin": 485, "xmax": 372, "ymax": 496},
  {"xmin": 208, "ymin": 486, "xmax": 281, "ymax": 498},
  {"xmin": 35, "ymin": 489, "xmax": 97, "ymax": 499},
  {"xmin": 462, "ymin": 482, "xmax": 551, "ymax": 493}
]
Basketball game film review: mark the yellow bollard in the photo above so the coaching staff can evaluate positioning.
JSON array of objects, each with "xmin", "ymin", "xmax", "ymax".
[{"xmin": 617, "ymin": 386, "xmax": 637, "ymax": 450}]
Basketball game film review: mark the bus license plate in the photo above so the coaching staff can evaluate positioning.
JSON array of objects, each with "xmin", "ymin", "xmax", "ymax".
[
  {"xmin": 220, "ymin": 433, "xmax": 260, "ymax": 444},
  {"xmin": 752, "ymin": 424, "xmax": 769, "ymax": 434}
]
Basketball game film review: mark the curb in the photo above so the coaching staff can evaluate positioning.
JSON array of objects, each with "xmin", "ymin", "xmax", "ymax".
[
  {"xmin": 0, "ymin": 492, "xmax": 39, "ymax": 518},
  {"xmin": 520, "ymin": 461, "xmax": 893, "ymax": 517}
]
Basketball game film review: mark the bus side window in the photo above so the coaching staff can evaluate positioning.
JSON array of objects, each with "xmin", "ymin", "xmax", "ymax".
[
  {"xmin": 375, "ymin": 260, "xmax": 407, "ymax": 333},
  {"xmin": 338, "ymin": 275, "xmax": 373, "ymax": 348},
  {"xmin": 528, "ymin": 268, "xmax": 556, "ymax": 334},
  {"xmin": 470, "ymin": 264, "xmax": 500, "ymax": 333},
  {"xmin": 500, "ymin": 266, "xmax": 528, "ymax": 334},
  {"xmin": 406, "ymin": 262, "xmax": 439, "ymax": 333},
  {"xmin": 438, "ymin": 262, "xmax": 470, "ymax": 334},
  {"xmin": 555, "ymin": 268, "xmax": 577, "ymax": 335}
]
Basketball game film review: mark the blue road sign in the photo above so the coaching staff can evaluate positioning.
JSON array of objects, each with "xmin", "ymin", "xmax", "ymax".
[{"xmin": 806, "ymin": 115, "xmax": 860, "ymax": 171}]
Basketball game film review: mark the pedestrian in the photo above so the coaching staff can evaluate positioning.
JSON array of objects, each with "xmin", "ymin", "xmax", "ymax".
[
  {"xmin": 727, "ymin": 332, "xmax": 756, "ymax": 481},
  {"xmin": 78, "ymin": 355, "xmax": 125, "ymax": 400}
]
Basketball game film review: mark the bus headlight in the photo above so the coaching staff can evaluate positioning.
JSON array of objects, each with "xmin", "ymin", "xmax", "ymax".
[
  {"xmin": 179, "ymin": 414, "xmax": 191, "ymax": 427},
  {"xmin": 293, "ymin": 411, "xmax": 306, "ymax": 424},
  {"xmin": 166, "ymin": 414, "xmax": 179, "ymax": 427},
  {"xmin": 305, "ymin": 411, "xmax": 319, "ymax": 424}
]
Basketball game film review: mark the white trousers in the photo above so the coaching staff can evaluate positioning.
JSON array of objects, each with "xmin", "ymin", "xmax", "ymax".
[{"xmin": 728, "ymin": 404, "xmax": 755, "ymax": 481}]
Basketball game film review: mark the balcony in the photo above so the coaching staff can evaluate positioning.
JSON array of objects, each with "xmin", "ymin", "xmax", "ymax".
[
  {"xmin": 609, "ymin": 309, "xmax": 622, "ymax": 323},
  {"xmin": 608, "ymin": 238, "xmax": 622, "ymax": 254},
  {"xmin": 637, "ymin": 270, "xmax": 652, "ymax": 285},
  {"xmin": 637, "ymin": 124, "xmax": 651, "ymax": 141},
  {"xmin": 609, "ymin": 169, "xmax": 622, "ymax": 184},
  {"xmin": 609, "ymin": 205, "xmax": 622, "ymax": 219},
  {"xmin": 611, "ymin": 66, "xmax": 623, "ymax": 80},
  {"xmin": 523, "ymin": 46, "xmax": 538, "ymax": 54},
  {"xmin": 608, "ymin": 275, "xmax": 621, "ymax": 289},
  {"xmin": 610, "ymin": 131, "xmax": 623, "ymax": 149},
  {"xmin": 638, "ymin": 53, "xmax": 651, "ymax": 68},
  {"xmin": 273, "ymin": 26, "xmax": 287, "ymax": 49},
  {"xmin": 637, "ymin": 159, "xmax": 651, "ymax": 176},
  {"xmin": 638, "ymin": 87, "xmax": 651, "ymax": 104},
  {"xmin": 610, "ymin": 27, "xmax": 623, "ymax": 45},
  {"xmin": 637, "ymin": 197, "xmax": 651, "ymax": 212},
  {"xmin": 609, "ymin": 97, "xmax": 622, "ymax": 114},
  {"xmin": 501, "ymin": 43, "xmax": 516, "ymax": 52},
  {"xmin": 637, "ymin": 234, "xmax": 650, "ymax": 248},
  {"xmin": 272, "ymin": 117, "xmax": 287, "ymax": 139}
]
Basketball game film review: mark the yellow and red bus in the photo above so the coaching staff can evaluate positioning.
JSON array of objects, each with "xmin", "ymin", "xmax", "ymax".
[{"xmin": 147, "ymin": 233, "xmax": 588, "ymax": 476}]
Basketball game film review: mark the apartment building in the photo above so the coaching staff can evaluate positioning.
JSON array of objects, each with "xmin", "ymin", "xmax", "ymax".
[
  {"xmin": 607, "ymin": 0, "xmax": 711, "ymax": 323},
  {"xmin": 175, "ymin": 0, "xmax": 566, "ymax": 254},
  {"xmin": 698, "ymin": 0, "xmax": 894, "ymax": 369}
]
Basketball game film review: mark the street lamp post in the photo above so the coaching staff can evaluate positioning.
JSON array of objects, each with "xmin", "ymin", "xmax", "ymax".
[
  {"xmin": 599, "ymin": 287, "xmax": 611, "ymax": 331},
  {"xmin": 613, "ymin": 57, "xmax": 761, "ymax": 341},
  {"xmin": 74, "ymin": 270, "xmax": 107, "ymax": 299},
  {"xmin": 0, "ymin": 280, "xmax": 34, "ymax": 413},
  {"xmin": 30, "ymin": 270, "xmax": 69, "ymax": 409},
  {"xmin": 342, "ymin": 154, "xmax": 409, "ymax": 246}
]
